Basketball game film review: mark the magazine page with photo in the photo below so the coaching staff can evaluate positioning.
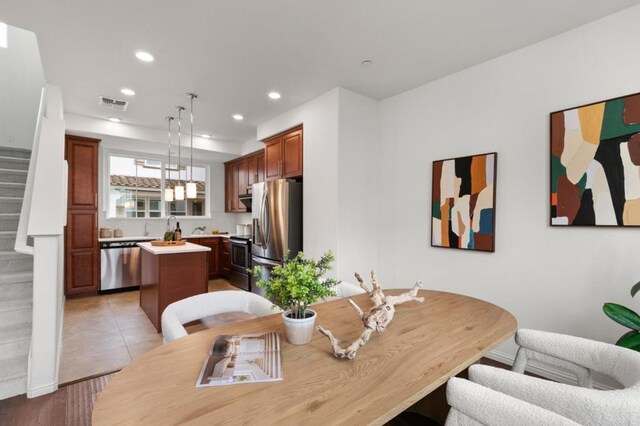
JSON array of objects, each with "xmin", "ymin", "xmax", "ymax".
[{"xmin": 196, "ymin": 332, "xmax": 282, "ymax": 387}]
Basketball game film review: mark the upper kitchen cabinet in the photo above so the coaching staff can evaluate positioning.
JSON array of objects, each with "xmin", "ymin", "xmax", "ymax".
[
  {"xmin": 224, "ymin": 149, "xmax": 265, "ymax": 213},
  {"xmin": 264, "ymin": 125, "xmax": 303, "ymax": 181},
  {"xmin": 66, "ymin": 135, "xmax": 100, "ymax": 209}
]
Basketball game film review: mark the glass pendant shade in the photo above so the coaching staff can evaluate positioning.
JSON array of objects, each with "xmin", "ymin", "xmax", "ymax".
[
  {"xmin": 186, "ymin": 181, "xmax": 197, "ymax": 199},
  {"xmin": 174, "ymin": 185, "xmax": 185, "ymax": 201},
  {"xmin": 165, "ymin": 187, "xmax": 174, "ymax": 202}
]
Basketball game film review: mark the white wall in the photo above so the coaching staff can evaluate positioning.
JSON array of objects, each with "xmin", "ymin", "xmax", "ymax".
[
  {"xmin": 0, "ymin": 25, "xmax": 45, "ymax": 149},
  {"xmin": 257, "ymin": 88, "xmax": 340, "ymax": 274},
  {"xmin": 336, "ymin": 89, "xmax": 382, "ymax": 281},
  {"xmin": 378, "ymin": 5, "xmax": 640, "ymax": 358}
]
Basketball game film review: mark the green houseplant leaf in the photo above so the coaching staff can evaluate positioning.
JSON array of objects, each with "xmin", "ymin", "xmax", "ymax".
[
  {"xmin": 631, "ymin": 281, "xmax": 640, "ymax": 298},
  {"xmin": 616, "ymin": 330, "xmax": 640, "ymax": 351},
  {"xmin": 250, "ymin": 250, "xmax": 338, "ymax": 319},
  {"xmin": 603, "ymin": 303, "xmax": 640, "ymax": 331}
]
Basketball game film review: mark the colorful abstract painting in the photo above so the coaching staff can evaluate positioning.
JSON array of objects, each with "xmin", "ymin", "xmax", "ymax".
[
  {"xmin": 551, "ymin": 92, "xmax": 640, "ymax": 226},
  {"xmin": 431, "ymin": 152, "xmax": 497, "ymax": 252}
]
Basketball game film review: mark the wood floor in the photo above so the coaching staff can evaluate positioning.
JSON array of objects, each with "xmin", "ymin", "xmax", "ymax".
[
  {"xmin": 59, "ymin": 279, "xmax": 239, "ymax": 384},
  {"xmin": 0, "ymin": 374, "xmax": 115, "ymax": 426}
]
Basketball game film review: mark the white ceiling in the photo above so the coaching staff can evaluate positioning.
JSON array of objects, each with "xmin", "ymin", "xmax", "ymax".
[{"xmin": 3, "ymin": 0, "xmax": 640, "ymax": 144}]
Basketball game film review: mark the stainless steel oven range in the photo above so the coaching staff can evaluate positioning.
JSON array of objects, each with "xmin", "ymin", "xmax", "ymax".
[{"xmin": 229, "ymin": 235, "xmax": 251, "ymax": 291}]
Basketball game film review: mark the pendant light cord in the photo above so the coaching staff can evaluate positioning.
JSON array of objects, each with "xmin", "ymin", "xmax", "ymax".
[
  {"xmin": 166, "ymin": 116, "xmax": 173, "ymax": 188},
  {"xmin": 187, "ymin": 93, "xmax": 197, "ymax": 183},
  {"xmin": 175, "ymin": 106, "xmax": 185, "ymax": 184}
]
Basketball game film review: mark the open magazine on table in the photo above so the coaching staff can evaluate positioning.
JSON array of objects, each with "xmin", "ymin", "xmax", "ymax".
[{"xmin": 196, "ymin": 331, "xmax": 282, "ymax": 387}]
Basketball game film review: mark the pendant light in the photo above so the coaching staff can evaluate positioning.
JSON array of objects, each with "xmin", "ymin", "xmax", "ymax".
[
  {"xmin": 186, "ymin": 93, "xmax": 198, "ymax": 199},
  {"xmin": 165, "ymin": 116, "xmax": 175, "ymax": 202},
  {"xmin": 174, "ymin": 106, "xmax": 185, "ymax": 201}
]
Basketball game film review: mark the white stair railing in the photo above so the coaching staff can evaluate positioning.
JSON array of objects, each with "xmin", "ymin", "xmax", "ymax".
[{"xmin": 15, "ymin": 84, "xmax": 68, "ymax": 398}]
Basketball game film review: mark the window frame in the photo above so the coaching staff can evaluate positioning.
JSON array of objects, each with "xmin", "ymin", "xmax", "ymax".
[{"xmin": 103, "ymin": 149, "xmax": 211, "ymax": 220}]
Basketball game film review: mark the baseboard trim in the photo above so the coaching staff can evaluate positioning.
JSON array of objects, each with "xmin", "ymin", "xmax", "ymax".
[
  {"xmin": 486, "ymin": 350, "xmax": 614, "ymax": 391},
  {"xmin": 27, "ymin": 382, "xmax": 58, "ymax": 398}
]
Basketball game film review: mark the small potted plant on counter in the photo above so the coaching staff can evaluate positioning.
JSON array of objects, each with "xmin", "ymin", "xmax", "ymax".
[{"xmin": 251, "ymin": 251, "xmax": 339, "ymax": 345}]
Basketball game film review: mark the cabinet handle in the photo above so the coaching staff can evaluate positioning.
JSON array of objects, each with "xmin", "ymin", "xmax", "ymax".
[{"xmin": 279, "ymin": 160, "xmax": 283, "ymax": 177}]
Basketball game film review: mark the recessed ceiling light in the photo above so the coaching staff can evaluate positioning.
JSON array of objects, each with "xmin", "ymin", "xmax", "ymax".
[
  {"xmin": 268, "ymin": 91, "xmax": 281, "ymax": 100},
  {"xmin": 108, "ymin": 117, "xmax": 121, "ymax": 123},
  {"xmin": 201, "ymin": 134, "xmax": 211, "ymax": 139},
  {"xmin": 120, "ymin": 88, "xmax": 136, "ymax": 96},
  {"xmin": 134, "ymin": 51, "xmax": 154, "ymax": 62},
  {"xmin": 361, "ymin": 59, "xmax": 373, "ymax": 67},
  {"xmin": 232, "ymin": 114, "xmax": 244, "ymax": 121}
]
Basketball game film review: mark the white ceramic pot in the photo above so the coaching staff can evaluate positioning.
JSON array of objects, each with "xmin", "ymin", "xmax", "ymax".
[{"xmin": 282, "ymin": 309, "xmax": 317, "ymax": 345}]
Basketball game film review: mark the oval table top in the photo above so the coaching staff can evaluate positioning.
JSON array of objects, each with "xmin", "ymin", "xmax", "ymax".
[{"xmin": 92, "ymin": 289, "xmax": 516, "ymax": 425}]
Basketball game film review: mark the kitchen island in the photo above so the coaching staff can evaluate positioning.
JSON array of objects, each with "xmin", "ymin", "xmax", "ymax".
[{"xmin": 137, "ymin": 242, "xmax": 212, "ymax": 332}]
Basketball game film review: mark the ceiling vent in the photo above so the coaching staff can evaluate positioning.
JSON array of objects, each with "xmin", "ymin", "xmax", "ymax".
[{"xmin": 98, "ymin": 96, "xmax": 129, "ymax": 111}]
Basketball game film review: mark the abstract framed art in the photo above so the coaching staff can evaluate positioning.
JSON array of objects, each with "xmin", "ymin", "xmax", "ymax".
[
  {"xmin": 431, "ymin": 152, "xmax": 497, "ymax": 252},
  {"xmin": 551, "ymin": 92, "xmax": 640, "ymax": 227}
]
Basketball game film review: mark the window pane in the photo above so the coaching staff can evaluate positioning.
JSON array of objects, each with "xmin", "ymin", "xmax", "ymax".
[
  {"xmin": 165, "ymin": 164, "xmax": 206, "ymax": 217},
  {"xmin": 109, "ymin": 156, "xmax": 162, "ymax": 218}
]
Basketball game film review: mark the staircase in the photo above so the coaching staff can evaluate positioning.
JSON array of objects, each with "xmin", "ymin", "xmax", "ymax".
[{"xmin": 0, "ymin": 147, "xmax": 33, "ymax": 400}]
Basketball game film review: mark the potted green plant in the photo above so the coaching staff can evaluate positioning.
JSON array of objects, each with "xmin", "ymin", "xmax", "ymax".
[
  {"xmin": 603, "ymin": 281, "xmax": 640, "ymax": 352},
  {"xmin": 250, "ymin": 250, "xmax": 339, "ymax": 345}
]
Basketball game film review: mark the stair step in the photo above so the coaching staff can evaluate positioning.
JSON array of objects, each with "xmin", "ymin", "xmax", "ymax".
[
  {"xmin": 0, "ymin": 147, "xmax": 31, "ymax": 159},
  {"xmin": 0, "ymin": 183, "xmax": 25, "ymax": 198},
  {"xmin": 0, "ymin": 295, "xmax": 32, "ymax": 313},
  {"xmin": 0, "ymin": 321, "xmax": 31, "ymax": 345},
  {"xmin": 0, "ymin": 232, "xmax": 17, "ymax": 251},
  {"xmin": 0, "ymin": 214, "xmax": 20, "ymax": 232},
  {"xmin": 0, "ymin": 355, "xmax": 28, "ymax": 381},
  {"xmin": 0, "ymin": 157, "xmax": 29, "ymax": 171},
  {"xmin": 0, "ymin": 198, "xmax": 23, "ymax": 214},
  {"xmin": 0, "ymin": 340, "xmax": 30, "ymax": 360},
  {"xmin": 0, "ymin": 169, "xmax": 28, "ymax": 185},
  {"xmin": 0, "ymin": 375, "xmax": 27, "ymax": 400},
  {"xmin": 0, "ymin": 271, "xmax": 33, "ymax": 285},
  {"xmin": 0, "ymin": 251, "xmax": 32, "ymax": 274}
]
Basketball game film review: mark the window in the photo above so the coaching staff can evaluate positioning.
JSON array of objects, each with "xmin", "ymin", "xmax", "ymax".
[
  {"xmin": 107, "ymin": 154, "xmax": 208, "ymax": 218},
  {"xmin": 165, "ymin": 164, "xmax": 207, "ymax": 217}
]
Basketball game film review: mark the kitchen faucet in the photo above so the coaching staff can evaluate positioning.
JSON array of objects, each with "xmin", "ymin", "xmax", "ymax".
[
  {"xmin": 167, "ymin": 215, "xmax": 177, "ymax": 231},
  {"xmin": 144, "ymin": 221, "xmax": 150, "ymax": 236}
]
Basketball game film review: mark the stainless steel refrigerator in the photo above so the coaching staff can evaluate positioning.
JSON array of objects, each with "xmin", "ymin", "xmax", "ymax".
[{"xmin": 251, "ymin": 179, "xmax": 303, "ymax": 296}]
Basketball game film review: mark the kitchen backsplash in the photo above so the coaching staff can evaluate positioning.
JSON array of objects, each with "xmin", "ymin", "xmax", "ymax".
[{"xmin": 100, "ymin": 212, "xmax": 252, "ymax": 238}]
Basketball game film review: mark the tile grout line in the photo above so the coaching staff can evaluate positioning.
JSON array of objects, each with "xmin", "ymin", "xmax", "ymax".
[{"xmin": 106, "ymin": 295, "xmax": 135, "ymax": 361}]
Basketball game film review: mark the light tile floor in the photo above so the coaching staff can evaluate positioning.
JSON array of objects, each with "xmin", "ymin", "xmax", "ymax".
[{"xmin": 59, "ymin": 279, "xmax": 242, "ymax": 384}]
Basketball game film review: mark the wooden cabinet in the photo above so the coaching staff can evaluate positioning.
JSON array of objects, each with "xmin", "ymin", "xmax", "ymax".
[
  {"xmin": 224, "ymin": 149, "xmax": 265, "ymax": 213},
  {"xmin": 264, "ymin": 126, "xmax": 303, "ymax": 181},
  {"xmin": 66, "ymin": 137, "xmax": 99, "ymax": 209},
  {"xmin": 64, "ymin": 135, "xmax": 100, "ymax": 295},
  {"xmin": 220, "ymin": 239, "xmax": 231, "ymax": 278},
  {"xmin": 247, "ymin": 152, "xmax": 264, "ymax": 188},
  {"xmin": 185, "ymin": 238, "xmax": 221, "ymax": 279}
]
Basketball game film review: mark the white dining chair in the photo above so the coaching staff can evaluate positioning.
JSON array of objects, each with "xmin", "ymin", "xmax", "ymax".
[
  {"xmin": 161, "ymin": 291, "xmax": 281, "ymax": 343},
  {"xmin": 323, "ymin": 281, "xmax": 366, "ymax": 301},
  {"xmin": 445, "ymin": 329, "xmax": 640, "ymax": 425}
]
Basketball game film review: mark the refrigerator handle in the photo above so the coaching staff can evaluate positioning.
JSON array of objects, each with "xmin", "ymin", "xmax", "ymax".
[
  {"xmin": 252, "ymin": 218, "xmax": 261, "ymax": 246},
  {"xmin": 260, "ymin": 185, "xmax": 269, "ymax": 247},
  {"xmin": 263, "ymin": 186, "xmax": 271, "ymax": 247},
  {"xmin": 252, "ymin": 256, "xmax": 281, "ymax": 267}
]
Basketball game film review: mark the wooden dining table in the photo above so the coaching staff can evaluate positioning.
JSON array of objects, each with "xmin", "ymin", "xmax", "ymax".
[{"xmin": 92, "ymin": 289, "xmax": 516, "ymax": 425}]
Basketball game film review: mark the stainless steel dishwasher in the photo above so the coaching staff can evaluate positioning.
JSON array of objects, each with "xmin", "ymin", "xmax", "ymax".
[{"xmin": 99, "ymin": 240, "xmax": 142, "ymax": 293}]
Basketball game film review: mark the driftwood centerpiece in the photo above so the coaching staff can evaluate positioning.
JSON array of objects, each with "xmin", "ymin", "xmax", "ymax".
[{"xmin": 317, "ymin": 271, "xmax": 424, "ymax": 359}]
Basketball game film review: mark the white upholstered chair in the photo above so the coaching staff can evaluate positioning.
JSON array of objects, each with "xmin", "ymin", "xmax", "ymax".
[
  {"xmin": 323, "ymin": 281, "xmax": 366, "ymax": 301},
  {"xmin": 445, "ymin": 329, "xmax": 640, "ymax": 425},
  {"xmin": 161, "ymin": 291, "xmax": 281, "ymax": 343}
]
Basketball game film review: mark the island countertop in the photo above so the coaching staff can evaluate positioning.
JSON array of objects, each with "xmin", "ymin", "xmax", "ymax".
[{"xmin": 137, "ymin": 242, "xmax": 212, "ymax": 255}]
